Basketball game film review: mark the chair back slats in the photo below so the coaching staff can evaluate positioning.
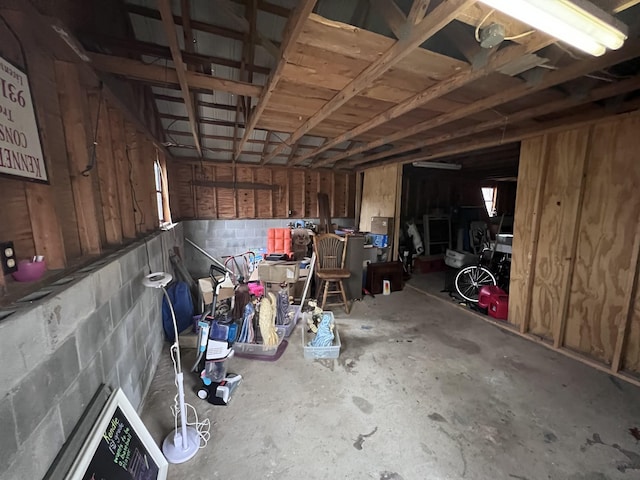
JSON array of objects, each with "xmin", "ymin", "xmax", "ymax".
[{"xmin": 314, "ymin": 234, "xmax": 348, "ymax": 270}]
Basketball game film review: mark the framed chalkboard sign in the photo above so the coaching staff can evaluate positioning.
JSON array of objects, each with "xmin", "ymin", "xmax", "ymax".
[{"xmin": 66, "ymin": 388, "xmax": 168, "ymax": 480}]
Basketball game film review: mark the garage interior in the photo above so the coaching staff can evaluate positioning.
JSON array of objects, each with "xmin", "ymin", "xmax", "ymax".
[{"xmin": 1, "ymin": 0, "xmax": 640, "ymax": 479}]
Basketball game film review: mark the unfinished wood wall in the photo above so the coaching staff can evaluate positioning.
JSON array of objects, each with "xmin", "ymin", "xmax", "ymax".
[
  {"xmin": 0, "ymin": 14, "xmax": 161, "ymax": 289},
  {"xmin": 168, "ymin": 162, "xmax": 356, "ymax": 220},
  {"xmin": 509, "ymin": 112, "xmax": 640, "ymax": 378}
]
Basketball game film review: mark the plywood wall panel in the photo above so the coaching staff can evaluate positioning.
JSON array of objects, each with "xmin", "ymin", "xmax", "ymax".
[
  {"xmin": 508, "ymin": 136, "xmax": 547, "ymax": 329},
  {"xmin": 359, "ymin": 164, "xmax": 399, "ymax": 232},
  {"xmin": 289, "ymin": 170, "xmax": 305, "ymax": 218},
  {"xmin": 564, "ymin": 116, "xmax": 640, "ymax": 364},
  {"xmin": 174, "ymin": 164, "xmax": 195, "ymax": 219},
  {"xmin": 194, "ymin": 166, "xmax": 216, "ymax": 219},
  {"xmin": 0, "ymin": 179, "xmax": 35, "ymax": 260},
  {"xmin": 272, "ymin": 169, "xmax": 289, "ymax": 218},
  {"xmin": 254, "ymin": 168, "xmax": 273, "ymax": 218},
  {"xmin": 237, "ymin": 167, "xmax": 255, "ymax": 219},
  {"xmin": 215, "ymin": 166, "xmax": 236, "ymax": 219},
  {"xmin": 624, "ymin": 290, "xmax": 640, "ymax": 372},
  {"xmin": 333, "ymin": 173, "xmax": 347, "ymax": 218},
  {"xmin": 529, "ymin": 128, "xmax": 589, "ymax": 339},
  {"xmin": 305, "ymin": 171, "xmax": 319, "ymax": 217}
]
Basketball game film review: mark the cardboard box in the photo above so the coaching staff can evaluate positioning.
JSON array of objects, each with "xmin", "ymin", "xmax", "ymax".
[
  {"xmin": 258, "ymin": 261, "xmax": 300, "ymax": 284},
  {"xmin": 371, "ymin": 217, "xmax": 392, "ymax": 235},
  {"xmin": 198, "ymin": 276, "xmax": 235, "ymax": 305}
]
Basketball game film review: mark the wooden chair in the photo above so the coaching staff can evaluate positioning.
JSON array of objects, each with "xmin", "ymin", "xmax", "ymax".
[{"xmin": 313, "ymin": 233, "xmax": 351, "ymax": 314}]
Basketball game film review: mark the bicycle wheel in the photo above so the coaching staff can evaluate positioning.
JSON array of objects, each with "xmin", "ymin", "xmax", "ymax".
[{"xmin": 454, "ymin": 265, "xmax": 497, "ymax": 303}]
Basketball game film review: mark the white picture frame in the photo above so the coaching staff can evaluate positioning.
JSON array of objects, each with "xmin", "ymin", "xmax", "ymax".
[{"xmin": 65, "ymin": 388, "xmax": 168, "ymax": 480}]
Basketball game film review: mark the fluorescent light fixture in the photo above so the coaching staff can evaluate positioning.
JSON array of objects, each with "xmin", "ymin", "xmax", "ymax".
[
  {"xmin": 479, "ymin": 0, "xmax": 628, "ymax": 56},
  {"xmin": 413, "ymin": 161, "xmax": 462, "ymax": 170}
]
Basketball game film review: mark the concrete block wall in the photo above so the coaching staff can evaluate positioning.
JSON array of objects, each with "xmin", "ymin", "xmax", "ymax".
[
  {"xmin": 0, "ymin": 224, "xmax": 184, "ymax": 480},
  {"xmin": 183, "ymin": 218, "xmax": 355, "ymax": 277}
]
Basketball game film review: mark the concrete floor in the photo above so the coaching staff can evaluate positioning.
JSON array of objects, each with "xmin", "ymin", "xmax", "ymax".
[{"xmin": 141, "ymin": 283, "xmax": 640, "ymax": 480}]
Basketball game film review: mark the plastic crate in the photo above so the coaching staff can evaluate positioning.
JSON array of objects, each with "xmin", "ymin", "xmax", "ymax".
[
  {"xmin": 234, "ymin": 325, "xmax": 285, "ymax": 356},
  {"xmin": 302, "ymin": 314, "xmax": 341, "ymax": 360},
  {"xmin": 277, "ymin": 305, "xmax": 301, "ymax": 338}
]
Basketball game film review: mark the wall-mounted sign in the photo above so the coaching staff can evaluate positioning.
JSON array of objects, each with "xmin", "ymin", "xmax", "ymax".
[{"xmin": 0, "ymin": 55, "xmax": 47, "ymax": 182}]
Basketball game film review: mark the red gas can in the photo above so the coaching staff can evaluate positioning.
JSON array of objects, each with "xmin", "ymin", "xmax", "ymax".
[
  {"xmin": 489, "ymin": 294, "xmax": 509, "ymax": 321},
  {"xmin": 478, "ymin": 285, "xmax": 505, "ymax": 309}
]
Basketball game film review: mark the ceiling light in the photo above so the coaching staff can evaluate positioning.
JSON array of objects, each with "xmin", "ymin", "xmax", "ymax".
[
  {"xmin": 413, "ymin": 161, "xmax": 462, "ymax": 170},
  {"xmin": 479, "ymin": 0, "xmax": 628, "ymax": 56}
]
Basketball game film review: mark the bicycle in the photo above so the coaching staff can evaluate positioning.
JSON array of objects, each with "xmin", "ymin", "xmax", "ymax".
[{"xmin": 453, "ymin": 248, "xmax": 510, "ymax": 303}]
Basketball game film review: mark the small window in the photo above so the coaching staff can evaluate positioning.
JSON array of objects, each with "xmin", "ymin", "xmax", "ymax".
[
  {"xmin": 482, "ymin": 187, "xmax": 497, "ymax": 217},
  {"xmin": 154, "ymin": 160, "xmax": 164, "ymax": 223}
]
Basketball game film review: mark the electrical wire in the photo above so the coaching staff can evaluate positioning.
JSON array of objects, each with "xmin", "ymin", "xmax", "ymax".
[
  {"xmin": 82, "ymin": 82, "xmax": 104, "ymax": 176},
  {"xmin": 169, "ymin": 343, "xmax": 211, "ymax": 448},
  {"xmin": 475, "ymin": 9, "xmax": 495, "ymax": 42},
  {"xmin": 125, "ymin": 145, "xmax": 146, "ymax": 231},
  {"xmin": 504, "ymin": 30, "xmax": 535, "ymax": 41},
  {"xmin": 474, "ymin": 8, "xmax": 534, "ymax": 43}
]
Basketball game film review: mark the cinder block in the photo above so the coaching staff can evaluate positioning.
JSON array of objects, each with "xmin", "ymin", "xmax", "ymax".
[
  {"xmin": 101, "ymin": 322, "xmax": 127, "ymax": 380},
  {"xmin": 0, "ymin": 407, "xmax": 64, "ymax": 480},
  {"xmin": 116, "ymin": 341, "xmax": 138, "ymax": 387},
  {"xmin": 0, "ymin": 305, "xmax": 51, "ymax": 397},
  {"xmin": 130, "ymin": 270, "xmax": 147, "ymax": 303},
  {"xmin": 42, "ymin": 277, "xmax": 96, "ymax": 348},
  {"xmin": 109, "ymin": 282, "xmax": 133, "ymax": 328},
  {"xmin": 58, "ymin": 353, "xmax": 103, "ymax": 437},
  {"xmin": 76, "ymin": 301, "xmax": 112, "ymax": 368},
  {"xmin": 12, "ymin": 336, "xmax": 80, "ymax": 444},
  {"xmin": 0, "ymin": 395, "xmax": 18, "ymax": 472},
  {"xmin": 119, "ymin": 245, "xmax": 145, "ymax": 282},
  {"xmin": 92, "ymin": 261, "xmax": 122, "ymax": 307}
]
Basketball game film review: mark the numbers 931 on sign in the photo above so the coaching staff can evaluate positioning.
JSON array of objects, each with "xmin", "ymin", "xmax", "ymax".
[{"xmin": 0, "ymin": 78, "xmax": 25, "ymax": 108}]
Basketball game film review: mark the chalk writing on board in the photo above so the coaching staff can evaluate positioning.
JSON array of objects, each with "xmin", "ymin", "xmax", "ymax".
[{"xmin": 83, "ymin": 407, "xmax": 159, "ymax": 480}]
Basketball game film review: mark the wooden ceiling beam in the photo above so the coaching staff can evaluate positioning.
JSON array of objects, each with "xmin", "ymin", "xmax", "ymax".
[
  {"xmin": 89, "ymin": 53, "xmax": 263, "ymax": 97},
  {"xmin": 337, "ymin": 38, "xmax": 640, "ymax": 167},
  {"xmin": 158, "ymin": 0, "xmax": 202, "ymax": 155},
  {"xmin": 180, "ymin": 0, "xmax": 204, "ymax": 157},
  {"xmin": 285, "ymin": 141, "xmax": 301, "ymax": 166},
  {"xmin": 301, "ymin": 30, "xmax": 553, "ymax": 167},
  {"xmin": 407, "ymin": 0, "xmax": 431, "ymax": 25},
  {"xmin": 369, "ymin": 0, "xmax": 408, "ymax": 39},
  {"xmin": 310, "ymin": 34, "xmax": 640, "ymax": 168},
  {"xmin": 346, "ymin": 74, "xmax": 640, "ymax": 168},
  {"xmin": 234, "ymin": 0, "xmax": 318, "ymax": 159},
  {"xmin": 213, "ymin": 0, "xmax": 280, "ymax": 59},
  {"xmin": 161, "ymin": 113, "xmax": 245, "ymax": 129},
  {"xmin": 231, "ymin": 0, "xmax": 291, "ymax": 17},
  {"xmin": 356, "ymin": 98, "xmax": 640, "ymax": 171},
  {"xmin": 127, "ymin": 4, "xmax": 245, "ymax": 42},
  {"xmin": 156, "ymin": 94, "xmax": 237, "ymax": 112},
  {"xmin": 81, "ymin": 34, "xmax": 267, "ymax": 75},
  {"xmin": 262, "ymin": 0, "xmax": 476, "ymax": 164}
]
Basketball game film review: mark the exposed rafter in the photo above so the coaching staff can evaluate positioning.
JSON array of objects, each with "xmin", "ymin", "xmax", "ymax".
[
  {"xmin": 89, "ymin": 53, "xmax": 262, "ymax": 97},
  {"xmin": 262, "ymin": 0, "xmax": 477, "ymax": 164},
  {"xmin": 347, "ymin": 75, "xmax": 640, "ymax": 168},
  {"xmin": 407, "ymin": 0, "xmax": 431, "ymax": 25},
  {"xmin": 234, "ymin": 0, "xmax": 318, "ymax": 159},
  {"xmin": 213, "ymin": 0, "xmax": 280, "ymax": 58},
  {"xmin": 285, "ymin": 141, "xmax": 301, "ymax": 166},
  {"xmin": 337, "ymin": 38, "xmax": 640, "ymax": 167},
  {"xmin": 158, "ymin": 0, "xmax": 202, "ymax": 156},
  {"xmin": 358, "ymin": 98, "xmax": 640, "ymax": 171},
  {"xmin": 369, "ymin": 0, "xmax": 407, "ymax": 39}
]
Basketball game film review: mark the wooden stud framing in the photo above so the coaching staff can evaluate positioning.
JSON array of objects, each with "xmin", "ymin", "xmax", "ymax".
[
  {"xmin": 108, "ymin": 107, "xmax": 137, "ymax": 239},
  {"xmin": 329, "ymin": 39, "xmax": 640, "ymax": 169},
  {"xmin": 613, "ymin": 221, "xmax": 640, "ymax": 372},
  {"xmin": 88, "ymin": 91, "xmax": 123, "ymax": 245},
  {"xmin": 158, "ymin": 0, "xmax": 202, "ymax": 156},
  {"xmin": 24, "ymin": 183, "xmax": 67, "ymax": 269},
  {"xmin": 264, "ymin": 0, "xmax": 475, "ymax": 164},
  {"xmin": 89, "ymin": 53, "xmax": 262, "ymax": 98},
  {"xmin": 55, "ymin": 60, "xmax": 102, "ymax": 255},
  {"xmin": 235, "ymin": 0, "xmax": 317, "ymax": 159},
  {"xmin": 553, "ymin": 129, "xmax": 592, "ymax": 348},
  {"xmin": 520, "ymin": 137, "xmax": 551, "ymax": 334}
]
